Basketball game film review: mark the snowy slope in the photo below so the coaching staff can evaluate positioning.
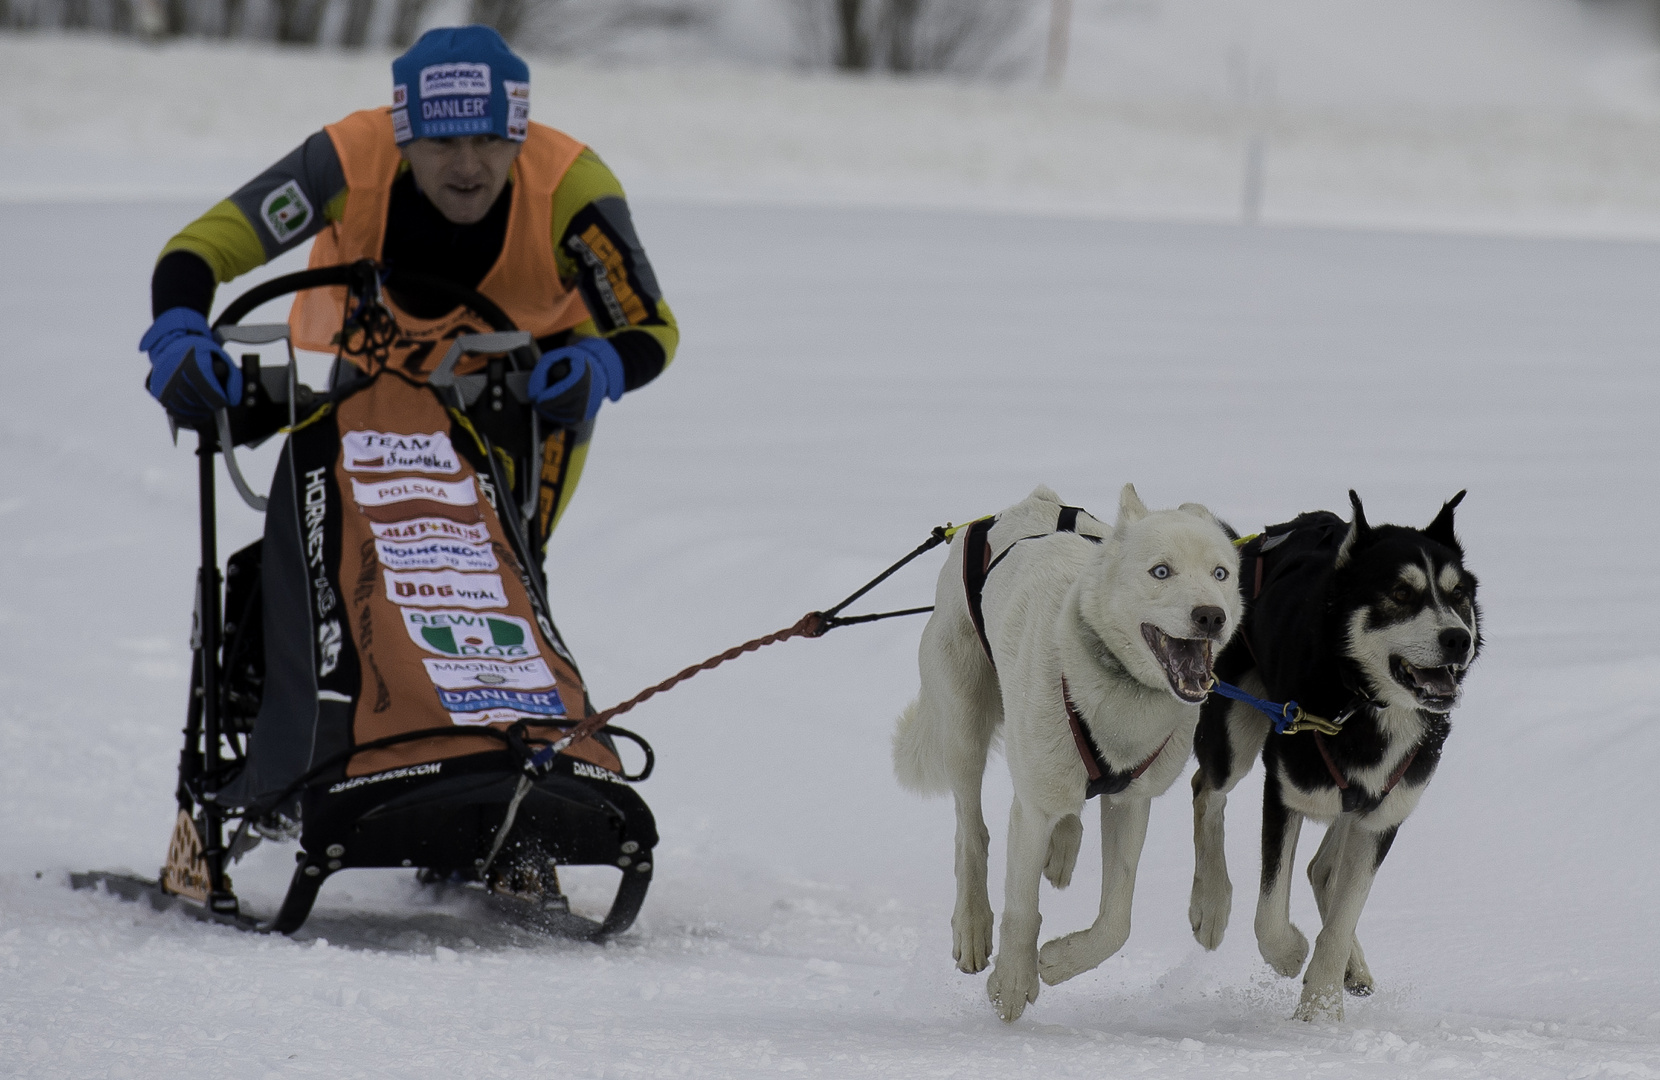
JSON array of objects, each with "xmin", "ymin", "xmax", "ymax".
[
  {"xmin": 0, "ymin": 195, "xmax": 1657, "ymax": 1076},
  {"xmin": 8, "ymin": 30, "xmax": 1660, "ymax": 236}
]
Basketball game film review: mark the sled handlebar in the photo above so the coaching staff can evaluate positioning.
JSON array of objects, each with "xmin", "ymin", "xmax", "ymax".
[
  {"xmin": 202, "ymin": 261, "xmax": 539, "ymax": 514},
  {"xmin": 210, "ymin": 262, "xmax": 519, "ymax": 335}
]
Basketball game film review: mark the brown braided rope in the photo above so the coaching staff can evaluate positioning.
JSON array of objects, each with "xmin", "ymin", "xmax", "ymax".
[{"xmin": 546, "ymin": 611, "xmax": 829, "ymax": 755}]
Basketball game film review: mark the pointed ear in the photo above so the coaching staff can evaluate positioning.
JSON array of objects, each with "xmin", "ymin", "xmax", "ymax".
[
  {"xmin": 1426, "ymin": 489, "xmax": 1466, "ymax": 553},
  {"xmin": 1177, "ymin": 501, "xmax": 1223, "ymax": 528},
  {"xmin": 1335, "ymin": 489, "xmax": 1371, "ymax": 568},
  {"xmin": 1117, "ymin": 483, "xmax": 1148, "ymax": 527}
]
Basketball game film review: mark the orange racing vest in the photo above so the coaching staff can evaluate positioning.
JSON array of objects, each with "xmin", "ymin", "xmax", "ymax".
[{"xmin": 289, "ymin": 108, "xmax": 591, "ymax": 376}]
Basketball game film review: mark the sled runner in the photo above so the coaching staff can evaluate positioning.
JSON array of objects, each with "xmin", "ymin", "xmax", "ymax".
[{"xmin": 74, "ymin": 262, "xmax": 657, "ymax": 940}]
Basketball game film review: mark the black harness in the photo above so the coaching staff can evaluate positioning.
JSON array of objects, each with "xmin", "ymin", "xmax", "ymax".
[{"xmin": 961, "ymin": 506, "xmax": 1162, "ymax": 798}]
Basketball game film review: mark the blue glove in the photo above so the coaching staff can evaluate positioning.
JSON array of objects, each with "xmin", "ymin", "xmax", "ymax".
[
  {"xmin": 140, "ymin": 307, "xmax": 243, "ymax": 423},
  {"xmin": 528, "ymin": 338, "xmax": 626, "ymax": 425}
]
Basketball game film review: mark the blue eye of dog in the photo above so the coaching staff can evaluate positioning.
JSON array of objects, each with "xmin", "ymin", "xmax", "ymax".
[
  {"xmin": 1213, "ymin": 566, "xmax": 1228, "ymax": 581},
  {"xmin": 1150, "ymin": 564, "xmax": 1170, "ymax": 580}
]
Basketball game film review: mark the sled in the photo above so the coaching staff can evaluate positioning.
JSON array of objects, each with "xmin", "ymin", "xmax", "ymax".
[{"xmin": 74, "ymin": 262, "xmax": 657, "ymax": 941}]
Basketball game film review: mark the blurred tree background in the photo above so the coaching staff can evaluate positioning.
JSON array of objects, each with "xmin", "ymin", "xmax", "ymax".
[{"xmin": 0, "ymin": 0, "xmax": 1049, "ymax": 74}]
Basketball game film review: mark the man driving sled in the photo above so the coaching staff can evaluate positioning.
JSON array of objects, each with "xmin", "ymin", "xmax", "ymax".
[{"xmin": 139, "ymin": 25, "xmax": 678, "ymax": 544}]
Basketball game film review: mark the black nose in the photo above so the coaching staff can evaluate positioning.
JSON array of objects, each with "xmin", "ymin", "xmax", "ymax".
[
  {"xmin": 1439, "ymin": 627, "xmax": 1471, "ymax": 657},
  {"xmin": 1192, "ymin": 605, "xmax": 1227, "ymax": 638}
]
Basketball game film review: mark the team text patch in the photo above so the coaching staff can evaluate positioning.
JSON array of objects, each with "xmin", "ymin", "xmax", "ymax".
[{"xmin": 343, "ymin": 430, "xmax": 460, "ymax": 474}]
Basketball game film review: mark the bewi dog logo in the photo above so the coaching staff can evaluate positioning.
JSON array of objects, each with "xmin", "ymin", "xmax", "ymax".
[{"xmin": 260, "ymin": 181, "xmax": 312, "ymax": 244}]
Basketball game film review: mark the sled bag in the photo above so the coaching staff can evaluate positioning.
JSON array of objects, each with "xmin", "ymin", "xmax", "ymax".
[{"xmin": 226, "ymin": 373, "xmax": 620, "ymax": 808}]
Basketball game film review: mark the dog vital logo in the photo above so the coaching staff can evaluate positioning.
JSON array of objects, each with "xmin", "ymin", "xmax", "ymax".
[
  {"xmin": 351, "ymin": 476, "xmax": 476, "ymax": 509},
  {"xmin": 342, "ymin": 430, "xmax": 460, "ymax": 475},
  {"xmin": 402, "ymin": 609, "xmax": 536, "ymax": 659},
  {"xmin": 385, "ymin": 569, "xmax": 507, "ymax": 610},
  {"xmin": 439, "ymin": 686, "xmax": 566, "ymax": 726},
  {"xmin": 260, "ymin": 181, "xmax": 313, "ymax": 244},
  {"xmin": 422, "ymin": 656, "xmax": 555, "ymax": 691}
]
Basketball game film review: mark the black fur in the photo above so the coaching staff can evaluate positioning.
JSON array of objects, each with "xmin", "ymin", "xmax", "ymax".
[{"xmin": 1195, "ymin": 491, "xmax": 1480, "ymax": 870}]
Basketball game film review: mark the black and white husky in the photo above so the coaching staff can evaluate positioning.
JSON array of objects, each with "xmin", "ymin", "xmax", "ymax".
[
  {"xmin": 895, "ymin": 485, "xmax": 1241, "ymax": 1022},
  {"xmin": 1189, "ymin": 491, "xmax": 1481, "ymax": 1021}
]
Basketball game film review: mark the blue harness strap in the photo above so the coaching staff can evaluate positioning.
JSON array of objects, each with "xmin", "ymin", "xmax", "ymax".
[{"xmin": 1208, "ymin": 679, "xmax": 1304, "ymax": 734}]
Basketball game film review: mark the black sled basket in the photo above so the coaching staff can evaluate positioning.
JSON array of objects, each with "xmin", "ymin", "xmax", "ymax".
[{"xmin": 75, "ymin": 263, "xmax": 657, "ymax": 941}]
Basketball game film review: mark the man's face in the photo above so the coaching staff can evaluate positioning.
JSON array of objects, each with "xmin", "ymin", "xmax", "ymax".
[{"xmin": 400, "ymin": 135, "xmax": 523, "ymax": 225}]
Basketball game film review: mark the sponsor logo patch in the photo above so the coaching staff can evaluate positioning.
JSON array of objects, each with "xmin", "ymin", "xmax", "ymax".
[
  {"xmin": 402, "ymin": 609, "xmax": 537, "ymax": 659},
  {"xmin": 438, "ymin": 685, "xmax": 566, "ymax": 726},
  {"xmin": 504, "ymin": 79, "xmax": 529, "ymax": 139},
  {"xmin": 317, "ymin": 619, "xmax": 342, "ymax": 676},
  {"xmin": 376, "ymin": 538, "xmax": 498, "ymax": 572},
  {"xmin": 385, "ymin": 569, "xmax": 507, "ymax": 610},
  {"xmin": 392, "ymin": 83, "xmax": 408, "ymax": 107},
  {"xmin": 303, "ymin": 467, "xmax": 338, "ymax": 618},
  {"xmin": 342, "ymin": 430, "xmax": 460, "ymax": 475},
  {"xmin": 391, "ymin": 109, "xmax": 413, "ymax": 143},
  {"xmin": 420, "ymin": 62, "xmax": 490, "ymax": 97},
  {"xmin": 571, "ymin": 760, "xmax": 622, "ymax": 783},
  {"xmin": 260, "ymin": 180, "xmax": 313, "ymax": 244},
  {"xmin": 351, "ymin": 476, "xmax": 476, "ymax": 509},
  {"xmin": 371, "ymin": 517, "xmax": 491, "ymax": 544},
  {"xmin": 328, "ymin": 761, "xmax": 441, "ymax": 794},
  {"xmin": 421, "ymin": 97, "xmax": 489, "ymax": 122},
  {"xmin": 422, "ymin": 656, "xmax": 556, "ymax": 691}
]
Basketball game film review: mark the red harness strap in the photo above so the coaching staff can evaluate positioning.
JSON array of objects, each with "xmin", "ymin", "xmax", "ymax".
[
  {"xmin": 1062, "ymin": 677, "xmax": 1172, "ymax": 798},
  {"xmin": 1312, "ymin": 732, "xmax": 1419, "ymax": 797}
]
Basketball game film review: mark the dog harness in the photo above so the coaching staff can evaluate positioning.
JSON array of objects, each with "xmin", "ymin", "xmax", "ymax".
[
  {"xmin": 961, "ymin": 506, "xmax": 1168, "ymax": 798},
  {"xmin": 1237, "ymin": 524, "xmax": 1422, "ymax": 809}
]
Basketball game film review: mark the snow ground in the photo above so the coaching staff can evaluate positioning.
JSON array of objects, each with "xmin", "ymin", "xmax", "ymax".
[
  {"xmin": 10, "ymin": 31, "xmax": 1660, "ymax": 237},
  {"xmin": 1, "ymin": 195, "xmax": 1657, "ymax": 1077}
]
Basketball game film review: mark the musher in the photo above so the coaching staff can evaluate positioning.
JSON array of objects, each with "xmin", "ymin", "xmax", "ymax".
[{"xmin": 138, "ymin": 25, "xmax": 677, "ymax": 546}]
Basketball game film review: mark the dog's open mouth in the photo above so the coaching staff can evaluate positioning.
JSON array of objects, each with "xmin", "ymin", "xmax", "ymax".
[
  {"xmin": 1390, "ymin": 656, "xmax": 1463, "ymax": 712},
  {"xmin": 1140, "ymin": 624, "xmax": 1213, "ymax": 703}
]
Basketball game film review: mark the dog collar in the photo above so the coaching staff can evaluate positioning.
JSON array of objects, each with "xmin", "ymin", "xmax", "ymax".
[{"xmin": 1061, "ymin": 676, "xmax": 1171, "ymax": 799}]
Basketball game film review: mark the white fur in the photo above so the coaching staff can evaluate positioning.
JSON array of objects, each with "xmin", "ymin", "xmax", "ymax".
[{"xmin": 895, "ymin": 484, "xmax": 1240, "ymax": 1022}]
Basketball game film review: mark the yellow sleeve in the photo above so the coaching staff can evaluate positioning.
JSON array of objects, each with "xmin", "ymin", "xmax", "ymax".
[
  {"xmin": 550, "ymin": 149, "xmax": 679, "ymax": 369},
  {"xmin": 159, "ymin": 199, "xmax": 268, "ymax": 284}
]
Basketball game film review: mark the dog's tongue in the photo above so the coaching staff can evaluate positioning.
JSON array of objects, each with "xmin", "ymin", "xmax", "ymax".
[
  {"xmin": 1410, "ymin": 664, "xmax": 1459, "ymax": 698},
  {"xmin": 1142, "ymin": 624, "xmax": 1213, "ymax": 702},
  {"xmin": 1165, "ymin": 638, "xmax": 1213, "ymax": 700}
]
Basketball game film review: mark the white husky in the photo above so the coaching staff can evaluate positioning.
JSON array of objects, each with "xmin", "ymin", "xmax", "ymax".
[{"xmin": 894, "ymin": 485, "xmax": 1241, "ymax": 1022}]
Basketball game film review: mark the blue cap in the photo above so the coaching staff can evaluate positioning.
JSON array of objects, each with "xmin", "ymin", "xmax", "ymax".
[{"xmin": 390, "ymin": 26, "xmax": 530, "ymax": 145}]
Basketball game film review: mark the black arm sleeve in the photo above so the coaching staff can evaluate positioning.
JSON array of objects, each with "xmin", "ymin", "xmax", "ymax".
[
  {"xmin": 152, "ymin": 250, "xmax": 217, "ymax": 319},
  {"xmin": 611, "ymin": 329, "xmax": 667, "ymax": 391}
]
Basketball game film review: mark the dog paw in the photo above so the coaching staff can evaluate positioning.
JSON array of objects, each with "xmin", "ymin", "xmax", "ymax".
[
  {"xmin": 987, "ymin": 958, "xmax": 1039, "ymax": 1023},
  {"xmin": 1345, "ymin": 960, "xmax": 1374, "ymax": 997},
  {"xmin": 1044, "ymin": 815, "xmax": 1083, "ymax": 889},
  {"xmin": 1257, "ymin": 924, "xmax": 1309, "ymax": 978},
  {"xmin": 1038, "ymin": 930, "xmax": 1106, "ymax": 986},
  {"xmin": 1188, "ymin": 877, "xmax": 1232, "ymax": 951},
  {"xmin": 1293, "ymin": 984, "xmax": 1345, "ymax": 1022},
  {"xmin": 952, "ymin": 905, "xmax": 994, "ymax": 974}
]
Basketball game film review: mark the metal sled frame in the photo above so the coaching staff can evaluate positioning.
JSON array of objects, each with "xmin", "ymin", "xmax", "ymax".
[{"xmin": 73, "ymin": 262, "xmax": 656, "ymax": 941}]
